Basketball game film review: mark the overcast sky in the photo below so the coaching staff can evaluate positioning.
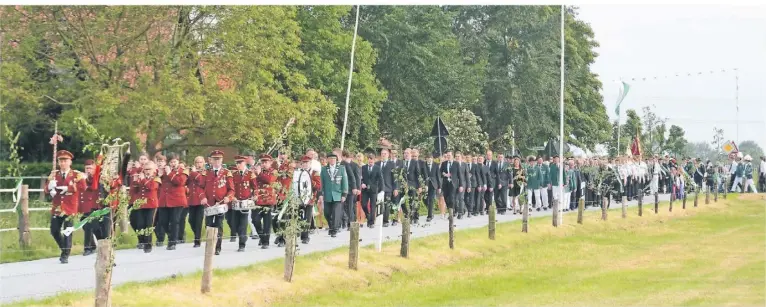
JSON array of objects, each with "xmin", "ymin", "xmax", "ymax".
[{"xmin": 577, "ymin": 4, "xmax": 766, "ymax": 151}]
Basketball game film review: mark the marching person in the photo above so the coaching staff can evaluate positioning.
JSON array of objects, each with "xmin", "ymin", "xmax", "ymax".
[
  {"xmin": 475, "ymin": 155, "xmax": 488, "ymax": 216},
  {"xmin": 424, "ymin": 153, "xmax": 441, "ymax": 222},
  {"xmin": 361, "ymin": 153, "xmax": 382, "ymax": 228},
  {"xmin": 742, "ymin": 155, "xmax": 757, "ymax": 193},
  {"xmin": 162, "ymin": 154, "xmax": 188, "ymax": 250},
  {"xmin": 510, "ymin": 156, "xmax": 524, "ymax": 214},
  {"xmin": 649, "ymin": 155, "xmax": 665, "ymax": 196},
  {"xmin": 731, "ymin": 154, "xmax": 745, "ymax": 192},
  {"xmin": 231, "ymin": 155, "xmax": 257, "ymax": 251},
  {"xmin": 455, "ymin": 152, "xmax": 468, "ymax": 219},
  {"xmin": 47, "ymin": 150, "xmax": 87, "ymax": 264},
  {"xmin": 78, "ymin": 159, "xmax": 100, "ymax": 256},
  {"xmin": 548, "ymin": 155, "xmax": 561, "ymax": 214},
  {"xmin": 483, "ymin": 151, "xmax": 496, "ymax": 215},
  {"xmin": 378, "ymin": 148, "xmax": 398, "ymax": 227},
  {"xmin": 133, "ymin": 160, "xmax": 161, "ymax": 254},
  {"xmin": 273, "ymin": 151, "xmax": 295, "ymax": 247},
  {"xmin": 128, "ymin": 153, "xmax": 150, "ymax": 249},
  {"xmin": 154, "ymin": 155, "xmax": 170, "ymax": 246},
  {"xmin": 440, "ymin": 150, "xmax": 462, "ymax": 214},
  {"xmin": 493, "ymin": 153, "xmax": 509, "ymax": 214},
  {"xmin": 202, "ymin": 150, "xmax": 235, "ymax": 255},
  {"xmin": 319, "ymin": 152, "xmax": 348, "ymax": 237},
  {"xmin": 292, "ymin": 155, "xmax": 315, "ymax": 244},
  {"xmin": 254, "ymin": 154, "xmax": 278, "ymax": 248},
  {"xmin": 402, "ymin": 148, "xmax": 422, "ymax": 223},
  {"xmin": 526, "ymin": 156, "xmax": 540, "ymax": 211},
  {"xmin": 341, "ymin": 150, "xmax": 360, "ymax": 229},
  {"xmin": 187, "ymin": 156, "xmax": 207, "ymax": 248},
  {"xmin": 464, "ymin": 154, "xmax": 478, "ymax": 217},
  {"xmin": 536, "ymin": 157, "xmax": 550, "ymax": 211},
  {"xmin": 759, "ymin": 156, "xmax": 766, "ymax": 193},
  {"xmin": 728, "ymin": 153, "xmax": 740, "ymax": 192}
]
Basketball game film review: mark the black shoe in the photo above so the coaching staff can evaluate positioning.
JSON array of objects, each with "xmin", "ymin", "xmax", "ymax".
[
  {"xmin": 136, "ymin": 243, "xmax": 142, "ymax": 249},
  {"xmin": 426, "ymin": 217, "xmax": 433, "ymax": 222},
  {"xmin": 261, "ymin": 245, "xmax": 269, "ymax": 249},
  {"xmin": 457, "ymin": 214, "xmax": 463, "ymax": 219},
  {"xmin": 479, "ymin": 212, "xmax": 484, "ymax": 216},
  {"xmin": 215, "ymin": 250, "xmax": 221, "ymax": 255},
  {"xmin": 156, "ymin": 241, "xmax": 164, "ymax": 247},
  {"xmin": 60, "ymin": 257, "xmax": 68, "ymax": 264},
  {"xmin": 383, "ymin": 222, "xmax": 390, "ymax": 227},
  {"xmin": 193, "ymin": 243, "xmax": 201, "ymax": 248},
  {"xmin": 83, "ymin": 249, "xmax": 94, "ymax": 256},
  {"xmin": 144, "ymin": 248, "xmax": 152, "ymax": 253},
  {"xmin": 257, "ymin": 240, "xmax": 263, "ymax": 246},
  {"xmin": 392, "ymin": 220, "xmax": 398, "ymax": 226},
  {"xmin": 301, "ymin": 238, "xmax": 310, "ymax": 244},
  {"xmin": 166, "ymin": 245, "xmax": 176, "ymax": 250},
  {"xmin": 277, "ymin": 242, "xmax": 285, "ymax": 248},
  {"xmin": 230, "ymin": 237, "xmax": 236, "ymax": 242},
  {"xmin": 179, "ymin": 238, "xmax": 186, "ymax": 244},
  {"xmin": 331, "ymin": 233, "xmax": 337, "ymax": 238},
  {"xmin": 237, "ymin": 247, "xmax": 245, "ymax": 252},
  {"xmin": 251, "ymin": 235, "xmax": 258, "ymax": 240}
]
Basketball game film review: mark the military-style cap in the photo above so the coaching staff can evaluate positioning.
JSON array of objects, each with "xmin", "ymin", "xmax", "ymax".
[
  {"xmin": 259, "ymin": 154, "xmax": 273, "ymax": 161},
  {"xmin": 327, "ymin": 152, "xmax": 338, "ymax": 158},
  {"xmin": 209, "ymin": 150, "xmax": 224, "ymax": 158},
  {"xmin": 57, "ymin": 150, "xmax": 74, "ymax": 160},
  {"xmin": 234, "ymin": 155, "xmax": 247, "ymax": 162}
]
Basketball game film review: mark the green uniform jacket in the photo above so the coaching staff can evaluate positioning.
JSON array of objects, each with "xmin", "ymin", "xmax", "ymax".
[
  {"xmin": 540, "ymin": 164, "xmax": 550, "ymax": 186},
  {"xmin": 549, "ymin": 163, "xmax": 560, "ymax": 186},
  {"xmin": 565, "ymin": 169, "xmax": 577, "ymax": 193},
  {"xmin": 320, "ymin": 164, "xmax": 348, "ymax": 202},
  {"xmin": 526, "ymin": 164, "xmax": 540, "ymax": 190},
  {"xmin": 735, "ymin": 163, "xmax": 745, "ymax": 177},
  {"xmin": 744, "ymin": 163, "xmax": 753, "ymax": 179}
]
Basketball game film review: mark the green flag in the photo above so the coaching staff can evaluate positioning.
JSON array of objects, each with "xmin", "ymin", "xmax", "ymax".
[
  {"xmin": 614, "ymin": 81, "xmax": 631, "ymax": 116},
  {"xmin": 62, "ymin": 207, "xmax": 111, "ymax": 237}
]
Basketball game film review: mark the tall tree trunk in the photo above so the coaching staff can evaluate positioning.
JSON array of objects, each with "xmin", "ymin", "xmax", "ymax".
[{"xmin": 601, "ymin": 197, "xmax": 608, "ymax": 221}]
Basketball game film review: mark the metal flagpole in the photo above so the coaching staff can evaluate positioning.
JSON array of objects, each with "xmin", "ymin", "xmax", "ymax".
[
  {"xmin": 558, "ymin": 5, "xmax": 565, "ymax": 226},
  {"xmin": 340, "ymin": 5, "xmax": 361, "ymax": 151},
  {"xmin": 735, "ymin": 68, "xmax": 739, "ymax": 143}
]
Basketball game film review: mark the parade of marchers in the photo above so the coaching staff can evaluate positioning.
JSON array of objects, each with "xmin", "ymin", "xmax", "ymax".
[{"xmin": 46, "ymin": 141, "xmax": 764, "ymax": 264}]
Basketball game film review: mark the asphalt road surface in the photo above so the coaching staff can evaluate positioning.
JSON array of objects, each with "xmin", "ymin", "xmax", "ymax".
[{"xmin": 0, "ymin": 194, "xmax": 671, "ymax": 304}]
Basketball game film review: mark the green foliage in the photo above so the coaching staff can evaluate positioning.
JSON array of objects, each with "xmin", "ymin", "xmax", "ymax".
[
  {"xmin": 666, "ymin": 125, "xmax": 688, "ymax": 157},
  {"xmin": 738, "ymin": 140, "xmax": 764, "ymax": 159},
  {"xmin": 413, "ymin": 109, "xmax": 487, "ymax": 154},
  {"xmin": 1, "ymin": 123, "xmax": 26, "ymax": 177}
]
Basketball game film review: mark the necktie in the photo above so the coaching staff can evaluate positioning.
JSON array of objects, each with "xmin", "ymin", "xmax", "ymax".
[
  {"xmin": 214, "ymin": 169, "xmax": 219, "ymax": 177},
  {"xmin": 406, "ymin": 160, "xmax": 410, "ymax": 170},
  {"xmin": 382, "ymin": 161, "xmax": 386, "ymax": 169}
]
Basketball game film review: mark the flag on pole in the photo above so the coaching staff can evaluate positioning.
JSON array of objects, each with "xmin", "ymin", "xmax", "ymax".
[
  {"xmin": 614, "ymin": 81, "xmax": 631, "ymax": 116},
  {"xmin": 62, "ymin": 207, "xmax": 111, "ymax": 236},
  {"xmin": 631, "ymin": 134, "xmax": 642, "ymax": 156}
]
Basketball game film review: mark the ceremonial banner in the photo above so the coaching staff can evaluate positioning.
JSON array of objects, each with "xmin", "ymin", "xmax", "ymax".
[
  {"xmin": 614, "ymin": 81, "xmax": 631, "ymax": 116},
  {"xmin": 631, "ymin": 134, "xmax": 642, "ymax": 156},
  {"xmin": 62, "ymin": 207, "xmax": 111, "ymax": 236}
]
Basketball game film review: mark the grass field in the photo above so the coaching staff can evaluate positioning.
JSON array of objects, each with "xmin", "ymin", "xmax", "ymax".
[{"xmin": 6, "ymin": 194, "xmax": 763, "ymax": 307}]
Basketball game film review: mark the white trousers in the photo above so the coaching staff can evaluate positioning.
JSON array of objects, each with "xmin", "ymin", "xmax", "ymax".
[
  {"xmin": 551, "ymin": 186, "xmax": 561, "ymax": 200},
  {"xmin": 731, "ymin": 176, "xmax": 743, "ymax": 192},
  {"xmin": 527, "ymin": 189, "xmax": 536, "ymax": 206},
  {"xmin": 650, "ymin": 175, "xmax": 659, "ymax": 195},
  {"xmin": 535, "ymin": 188, "xmax": 549, "ymax": 208},
  {"xmin": 744, "ymin": 178, "xmax": 758, "ymax": 193}
]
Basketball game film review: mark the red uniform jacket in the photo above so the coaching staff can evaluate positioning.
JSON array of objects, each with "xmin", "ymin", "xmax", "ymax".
[
  {"xmin": 78, "ymin": 175, "xmax": 100, "ymax": 213},
  {"xmin": 186, "ymin": 170, "xmax": 206, "ymax": 206},
  {"xmin": 163, "ymin": 168, "xmax": 188, "ymax": 208},
  {"xmin": 310, "ymin": 170, "xmax": 322, "ymax": 205},
  {"xmin": 256, "ymin": 168, "xmax": 278, "ymax": 206},
  {"xmin": 128, "ymin": 167, "xmax": 142, "ymax": 204},
  {"xmin": 133, "ymin": 176, "xmax": 161, "ymax": 209},
  {"xmin": 232, "ymin": 169, "xmax": 257, "ymax": 201},
  {"xmin": 48, "ymin": 170, "xmax": 87, "ymax": 216},
  {"xmin": 203, "ymin": 168, "xmax": 235, "ymax": 207},
  {"xmin": 158, "ymin": 169, "xmax": 168, "ymax": 208},
  {"xmin": 276, "ymin": 162, "xmax": 293, "ymax": 202}
]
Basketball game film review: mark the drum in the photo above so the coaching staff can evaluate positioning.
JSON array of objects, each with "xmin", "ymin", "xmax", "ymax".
[
  {"xmin": 204, "ymin": 203, "xmax": 228, "ymax": 216},
  {"xmin": 232, "ymin": 199, "xmax": 256, "ymax": 211}
]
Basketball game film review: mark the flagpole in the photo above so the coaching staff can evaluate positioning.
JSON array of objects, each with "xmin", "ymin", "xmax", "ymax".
[
  {"xmin": 340, "ymin": 5, "xmax": 361, "ymax": 151},
  {"xmin": 558, "ymin": 5, "xmax": 565, "ymax": 226}
]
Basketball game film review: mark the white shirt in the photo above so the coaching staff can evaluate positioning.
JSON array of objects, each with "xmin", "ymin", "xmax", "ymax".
[
  {"xmin": 638, "ymin": 161, "xmax": 647, "ymax": 177},
  {"xmin": 729, "ymin": 161, "xmax": 738, "ymax": 175},
  {"xmin": 760, "ymin": 161, "xmax": 766, "ymax": 175},
  {"xmin": 310, "ymin": 159, "xmax": 322, "ymax": 174}
]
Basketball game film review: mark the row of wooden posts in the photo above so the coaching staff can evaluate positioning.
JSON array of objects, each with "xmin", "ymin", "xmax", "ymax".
[{"xmin": 11, "ymin": 181, "xmax": 723, "ymax": 307}]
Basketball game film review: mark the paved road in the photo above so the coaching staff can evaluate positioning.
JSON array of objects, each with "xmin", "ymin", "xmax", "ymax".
[{"xmin": 0, "ymin": 194, "xmax": 670, "ymax": 304}]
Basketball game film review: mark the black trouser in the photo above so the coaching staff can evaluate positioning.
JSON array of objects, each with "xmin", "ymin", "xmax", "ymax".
[
  {"xmin": 425, "ymin": 185, "xmax": 437, "ymax": 219},
  {"xmin": 205, "ymin": 213, "xmax": 224, "ymax": 252},
  {"xmin": 569, "ymin": 189, "xmax": 578, "ymax": 210},
  {"xmin": 443, "ymin": 186, "xmax": 456, "ymax": 210},
  {"xmin": 92, "ymin": 209, "xmax": 112, "ymax": 241},
  {"xmin": 300, "ymin": 204, "xmax": 313, "ymax": 241},
  {"xmin": 759, "ymin": 174, "xmax": 766, "ymax": 192},
  {"xmin": 179, "ymin": 207, "xmax": 188, "ymax": 241},
  {"xmin": 323, "ymin": 201, "xmax": 342, "ymax": 234},
  {"xmin": 483, "ymin": 188, "xmax": 493, "ymax": 213},
  {"xmin": 456, "ymin": 189, "xmax": 466, "ymax": 215},
  {"xmin": 361, "ymin": 189, "xmax": 378, "ymax": 226},
  {"xmin": 729, "ymin": 174, "xmax": 737, "ymax": 191},
  {"xmin": 188, "ymin": 205, "xmax": 205, "ymax": 245},
  {"xmin": 343, "ymin": 192, "xmax": 356, "ymax": 227},
  {"xmin": 80, "ymin": 212, "xmax": 96, "ymax": 252},
  {"xmin": 225, "ymin": 209, "xmax": 237, "ymax": 239},
  {"xmin": 403, "ymin": 188, "xmax": 416, "ymax": 222},
  {"xmin": 273, "ymin": 209, "xmax": 288, "ymax": 245},
  {"xmin": 494, "ymin": 186, "xmax": 508, "ymax": 213},
  {"xmin": 128, "ymin": 204, "xmax": 139, "ymax": 232},
  {"xmin": 166, "ymin": 207, "xmax": 184, "ymax": 247},
  {"xmin": 229, "ymin": 209, "xmax": 249, "ymax": 248},
  {"xmin": 154, "ymin": 207, "xmax": 169, "ymax": 243},
  {"xmin": 382, "ymin": 192, "xmax": 394, "ymax": 224},
  {"xmin": 252, "ymin": 207, "xmax": 273, "ymax": 246},
  {"xmin": 464, "ymin": 188, "xmax": 474, "ymax": 215},
  {"xmin": 50, "ymin": 215, "xmax": 73, "ymax": 258},
  {"xmin": 136, "ymin": 208, "xmax": 157, "ymax": 250}
]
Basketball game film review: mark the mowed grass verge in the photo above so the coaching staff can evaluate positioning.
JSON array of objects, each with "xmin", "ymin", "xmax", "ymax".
[{"xmin": 6, "ymin": 194, "xmax": 764, "ymax": 307}]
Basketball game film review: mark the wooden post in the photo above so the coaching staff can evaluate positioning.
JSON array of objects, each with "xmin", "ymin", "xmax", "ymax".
[
  {"xmin": 601, "ymin": 197, "xmax": 608, "ymax": 221},
  {"xmin": 705, "ymin": 185, "xmax": 710, "ymax": 204},
  {"xmin": 694, "ymin": 188, "xmax": 699, "ymax": 207},
  {"xmin": 38, "ymin": 175, "xmax": 46, "ymax": 201},
  {"xmin": 94, "ymin": 239, "xmax": 114, "ymax": 307},
  {"xmin": 521, "ymin": 199, "xmax": 529, "ymax": 233},
  {"xmin": 552, "ymin": 199, "xmax": 559, "ymax": 227},
  {"xmin": 723, "ymin": 178, "xmax": 728, "ymax": 199},
  {"xmin": 621, "ymin": 195, "xmax": 627, "ymax": 218},
  {"xmin": 349, "ymin": 222, "xmax": 360, "ymax": 269},
  {"xmin": 638, "ymin": 192, "xmax": 643, "ymax": 216},
  {"xmin": 576, "ymin": 198, "xmax": 584, "ymax": 224},
  {"xmin": 284, "ymin": 232, "xmax": 296, "ymax": 282},
  {"xmin": 682, "ymin": 192, "xmax": 687, "ymax": 209},
  {"xmin": 400, "ymin": 217, "xmax": 410, "ymax": 258},
  {"xmin": 714, "ymin": 183, "xmax": 719, "ymax": 202},
  {"xmin": 18, "ymin": 185, "xmax": 31, "ymax": 248},
  {"xmin": 201, "ymin": 227, "xmax": 217, "ymax": 294},
  {"xmin": 669, "ymin": 191, "xmax": 674, "ymax": 212},
  {"xmin": 489, "ymin": 203, "xmax": 496, "ymax": 239},
  {"xmin": 448, "ymin": 208, "xmax": 455, "ymax": 249},
  {"xmin": 654, "ymin": 193, "xmax": 659, "ymax": 213}
]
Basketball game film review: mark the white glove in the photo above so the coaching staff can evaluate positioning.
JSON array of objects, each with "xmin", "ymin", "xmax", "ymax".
[
  {"xmin": 47, "ymin": 180, "xmax": 57, "ymax": 191},
  {"xmin": 62, "ymin": 227, "xmax": 74, "ymax": 237},
  {"xmin": 49, "ymin": 190, "xmax": 58, "ymax": 198},
  {"xmin": 57, "ymin": 186, "xmax": 69, "ymax": 194}
]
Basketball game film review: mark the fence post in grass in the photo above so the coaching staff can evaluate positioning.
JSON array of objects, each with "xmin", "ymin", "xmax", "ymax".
[
  {"xmin": 669, "ymin": 190, "xmax": 674, "ymax": 212},
  {"xmin": 349, "ymin": 222, "xmax": 360, "ymax": 269},
  {"xmin": 38, "ymin": 175, "xmax": 46, "ymax": 201},
  {"xmin": 705, "ymin": 185, "xmax": 710, "ymax": 204},
  {"xmin": 18, "ymin": 185, "xmax": 31, "ymax": 248},
  {"xmin": 621, "ymin": 195, "xmax": 627, "ymax": 218},
  {"xmin": 201, "ymin": 227, "xmax": 217, "ymax": 294},
  {"xmin": 448, "ymin": 208, "xmax": 455, "ymax": 249},
  {"xmin": 94, "ymin": 239, "xmax": 114, "ymax": 307},
  {"xmin": 576, "ymin": 198, "xmax": 584, "ymax": 224},
  {"xmin": 521, "ymin": 200, "xmax": 529, "ymax": 233},
  {"xmin": 723, "ymin": 178, "xmax": 728, "ymax": 199},
  {"xmin": 654, "ymin": 193, "xmax": 659, "ymax": 213},
  {"xmin": 601, "ymin": 196, "xmax": 608, "ymax": 221},
  {"xmin": 400, "ymin": 217, "xmax": 410, "ymax": 258},
  {"xmin": 638, "ymin": 192, "xmax": 643, "ymax": 216},
  {"xmin": 489, "ymin": 203, "xmax": 497, "ymax": 239},
  {"xmin": 694, "ymin": 187, "xmax": 699, "ymax": 207}
]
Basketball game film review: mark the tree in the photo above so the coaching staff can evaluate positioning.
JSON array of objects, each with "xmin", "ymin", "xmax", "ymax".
[
  {"xmin": 439, "ymin": 109, "xmax": 488, "ymax": 154},
  {"xmin": 685, "ymin": 141, "xmax": 717, "ymax": 162},
  {"xmin": 666, "ymin": 125, "xmax": 688, "ymax": 157},
  {"xmin": 641, "ymin": 105, "xmax": 667, "ymax": 156},
  {"xmin": 738, "ymin": 140, "xmax": 764, "ymax": 160}
]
